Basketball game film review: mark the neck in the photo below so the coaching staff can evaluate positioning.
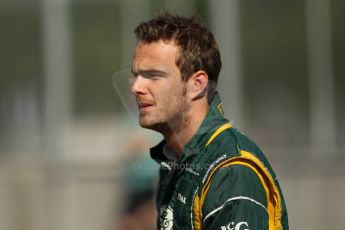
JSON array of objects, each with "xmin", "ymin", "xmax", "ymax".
[{"xmin": 163, "ymin": 100, "xmax": 209, "ymax": 156}]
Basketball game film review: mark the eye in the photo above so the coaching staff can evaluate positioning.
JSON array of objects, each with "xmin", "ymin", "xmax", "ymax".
[{"xmin": 142, "ymin": 71, "xmax": 164, "ymax": 80}]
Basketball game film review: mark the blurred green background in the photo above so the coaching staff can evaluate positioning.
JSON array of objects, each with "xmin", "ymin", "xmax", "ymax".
[{"xmin": 1, "ymin": 0, "xmax": 344, "ymax": 229}]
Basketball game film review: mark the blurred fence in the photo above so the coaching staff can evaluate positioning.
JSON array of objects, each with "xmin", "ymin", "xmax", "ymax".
[{"xmin": 1, "ymin": 0, "xmax": 344, "ymax": 229}]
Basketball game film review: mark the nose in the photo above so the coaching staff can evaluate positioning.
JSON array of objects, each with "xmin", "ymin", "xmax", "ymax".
[{"xmin": 130, "ymin": 75, "xmax": 147, "ymax": 96}]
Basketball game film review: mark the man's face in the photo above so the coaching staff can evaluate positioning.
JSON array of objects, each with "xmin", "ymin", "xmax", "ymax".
[{"xmin": 131, "ymin": 40, "xmax": 190, "ymax": 131}]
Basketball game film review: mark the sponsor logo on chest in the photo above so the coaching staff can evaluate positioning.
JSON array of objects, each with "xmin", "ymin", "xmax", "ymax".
[
  {"xmin": 177, "ymin": 193, "xmax": 186, "ymax": 204},
  {"xmin": 160, "ymin": 206, "xmax": 174, "ymax": 230},
  {"xmin": 185, "ymin": 167, "xmax": 200, "ymax": 176},
  {"xmin": 202, "ymin": 154, "xmax": 227, "ymax": 183},
  {"xmin": 220, "ymin": 221, "xmax": 249, "ymax": 230}
]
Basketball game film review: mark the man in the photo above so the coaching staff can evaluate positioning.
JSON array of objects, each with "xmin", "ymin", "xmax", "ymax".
[{"xmin": 130, "ymin": 13, "xmax": 288, "ymax": 230}]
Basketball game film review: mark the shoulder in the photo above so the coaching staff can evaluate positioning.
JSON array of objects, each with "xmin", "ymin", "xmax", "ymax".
[
  {"xmin": 205, "ymin": 127, "xmax": 275, "ymax": 173},
  {"xmin": 192, "ymin": 128, "xmax": 286, "ymax": 229},
  {"xmin": 201, "ymin": 127, "xmax": 279, "ymax": 201},
  {"xmin": 192, "ymin": 154, "xmax": 271, "ymax": 229},
  {"xmin": 202, "ymin": 163, "xmax": 268, "ymax": 212}
]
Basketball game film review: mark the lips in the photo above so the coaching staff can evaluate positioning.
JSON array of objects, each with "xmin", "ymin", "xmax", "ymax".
[
  {"xmin": 138, "ymin": 102, "xmax": 153, "ymax": 109},
  {"xmin": 137, "ymin": 100, "xmax": 155, "ymax": 114}
]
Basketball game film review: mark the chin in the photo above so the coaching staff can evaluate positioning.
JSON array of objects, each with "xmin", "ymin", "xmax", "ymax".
[
  {"xmin": 139, "ymin": 119, "xmax": 156, "ymax": 129},
  {"xmin": 139, "ymin": 119, "xmax": 166, "ymax": 132}
]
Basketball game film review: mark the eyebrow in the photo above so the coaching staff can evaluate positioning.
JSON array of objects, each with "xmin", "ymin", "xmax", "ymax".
[{"xmin": 131, "ymin": 69, "xmax": 168, "ymax": 77}]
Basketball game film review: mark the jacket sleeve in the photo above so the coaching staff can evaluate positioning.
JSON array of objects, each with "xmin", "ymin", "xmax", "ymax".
[{"xmin": 201, "ymin": 164, "xmax": 269, "ymax": 230}]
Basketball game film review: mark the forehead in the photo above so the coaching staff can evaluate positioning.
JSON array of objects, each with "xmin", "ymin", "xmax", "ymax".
[{"xmin": 133, "ymin": 40, "xmax": 179, "ymax": 70}]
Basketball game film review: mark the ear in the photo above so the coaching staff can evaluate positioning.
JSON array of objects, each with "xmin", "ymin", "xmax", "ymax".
[{"xmin": 187, "ymin": 70, "xmax": 209, "ymax": 101}]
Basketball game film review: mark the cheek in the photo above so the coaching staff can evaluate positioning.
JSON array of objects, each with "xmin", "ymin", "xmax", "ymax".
[
  {"xmin": 153, "ymin": 80, "xmax": 187, "ymax": 106},
  {"xmin": 154, "ymin": 91, "xmax": 178, "ymax": 114}
]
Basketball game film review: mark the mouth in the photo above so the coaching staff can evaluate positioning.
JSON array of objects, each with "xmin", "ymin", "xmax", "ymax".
[{"xmin": 138, "ymin": 102, "xmax": 154, "ymax": 114}]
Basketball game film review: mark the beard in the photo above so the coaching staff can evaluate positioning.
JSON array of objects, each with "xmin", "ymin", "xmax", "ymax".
[{"xmin": 139, "ymin": 85, "xmax": 190, "ymax": 134}]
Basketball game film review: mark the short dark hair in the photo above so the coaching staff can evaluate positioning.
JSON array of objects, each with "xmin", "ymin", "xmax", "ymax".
[{"xmin": 134, "ymin": 13, "xmax": 222, "ymax": 91}]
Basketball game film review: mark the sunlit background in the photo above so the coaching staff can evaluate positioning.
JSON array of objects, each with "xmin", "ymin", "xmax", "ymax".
[{"xmin": 1, "ymin": 0, "xmax": 344, "ymax": 229}]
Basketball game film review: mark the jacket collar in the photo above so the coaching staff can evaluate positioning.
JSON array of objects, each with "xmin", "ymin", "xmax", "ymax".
[{"xmin": 150, "ymin": 92, "xmax": 229, "ymax": 163}]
